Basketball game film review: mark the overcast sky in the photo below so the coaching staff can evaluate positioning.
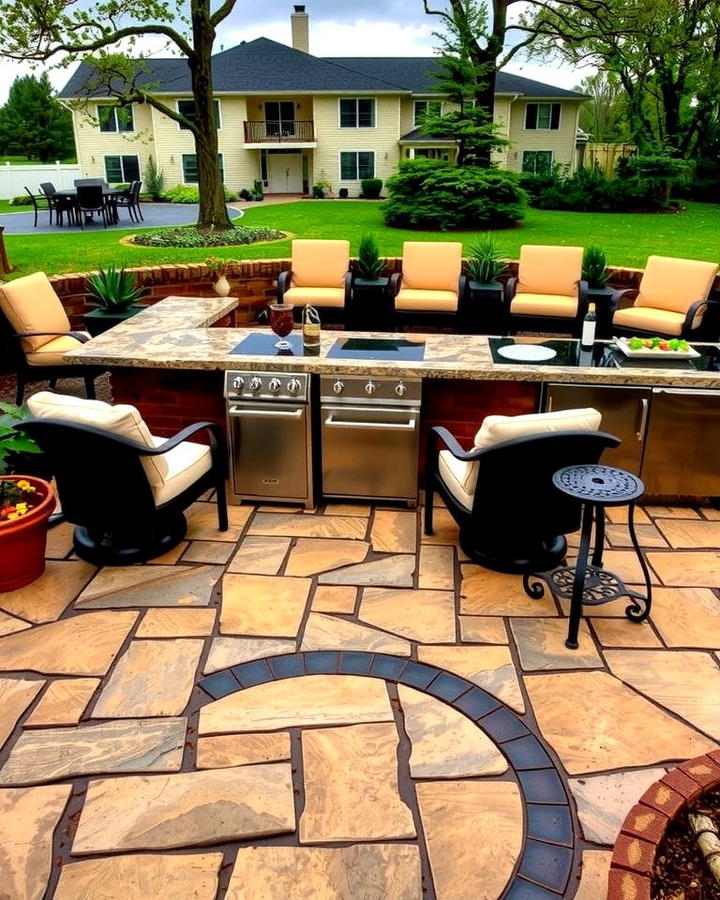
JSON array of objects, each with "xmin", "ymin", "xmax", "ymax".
[{"xmin": 0, "ymin": 1, "xmax": 589, "ymax": 104}]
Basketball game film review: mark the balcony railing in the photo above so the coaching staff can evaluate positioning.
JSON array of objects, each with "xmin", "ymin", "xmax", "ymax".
[{"xmin": 243, "ymin": 120, "xmax": 315, "ymax": 143}]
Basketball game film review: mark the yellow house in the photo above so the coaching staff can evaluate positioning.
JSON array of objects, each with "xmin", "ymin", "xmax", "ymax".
[{"xmin": 59, "ymin": 7, "xmax": 586, "ymax": 196}]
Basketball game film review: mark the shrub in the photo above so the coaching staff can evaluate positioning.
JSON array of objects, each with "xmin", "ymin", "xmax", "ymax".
[
  {"xmin": 10, "ymin": 195, "xmax": 33, "ymax": 206},
  {"xmin": 466, "ymin": 235, "xmax": 507, "ymax": 284},
  {"xmin": 250, "ymin": 179, "xmax": 264, "ymax": 201},
  {"xmin": 383, "ymin": 158, "xmax": 526, "ymax": 230},
  {"xmin": 132, "ymin": 225, "xmax": 284, "ymax": 248},
  {"xmin": 522, "ymin": 165, "xmax": 653, "ymax": 213},
  {"xmin": 356, "ymin": 234, "xmax": 384, "ymax": 279},
  {"xmin": 623, "ymin": 153, "xmax": 690, "ymax": 205},
  {"xmin": 238, "ymin": 188, "xmax": 252, "ymax": 201},
  {"xmin": 311, "ymin": 185, "xmax": 326, "ymax": 198},
  {"xmin": 582, "ymin": 246, "xmax": 608, "ymax": 288},
  {"xmin": 360, "ymin": 178, "xmax": 383, "ymax": 199},
  {"xmin": 144, "ymin": 156, "xmax": 165, "ymax": 201},
  {"xmin": 162, "ymin": 185, "xmax": 238, "ymax": 204}
]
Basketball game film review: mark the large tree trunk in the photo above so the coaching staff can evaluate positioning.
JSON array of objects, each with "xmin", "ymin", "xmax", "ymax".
[{"xmin": 189, "ymin": 0, "xmax": 232, "ymax": 230}]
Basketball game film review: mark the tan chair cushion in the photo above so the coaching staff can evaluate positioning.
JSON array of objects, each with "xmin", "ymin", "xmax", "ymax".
[
  {"xmin": 438, "ymin": 450, "xmax": 476, "ymax": 511},
  {"xmin": 510, "ymin": 293, "xmax": 578, "ymax": 318},
  {"xmin": 26, "ymin": 391, "xmax": 169, "ymax": 486},
  {"xmin": 26, "ymin": 333, "xmax": 91, "ymax": 366},
  {"xmin": 283, "ymin": 286, "xmax": 346, "ymax": 308},
  {"xmin": 395, "ymin": 289, "xmax": 459, "ymax": 312},
  {"xmin": 291, "ymin": 239, "xmax": 350, "ymax": 289},
  {"xmin": 401, "ymin": 242, "xmax": 462, "ymax": 293},
  {"xmin": 612, "ymin": 305, "xmax": 687, "ymax": 336},
  {"xmin": 635, "ymin": 255, "xmax": 718, "ymax": 314},
  {"xmin": 149, "ymin": 436, "xmax": 212, "ymax": 506},
  {"xmin": 517, "ymin": 245, "xmax": 583, "ymax": 298},
  {"xmin": 0, "ymin": 272, "xmax": 71, "ymax": 353},
  {"xmin": 473, "ymin": 407, "xmax": 602, "ymax": 451}
]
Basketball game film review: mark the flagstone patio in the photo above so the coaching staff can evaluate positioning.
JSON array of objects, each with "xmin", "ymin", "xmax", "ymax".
[{"xmin": 0, "ymin": 497, "xmax": 718, "ymax": 899}]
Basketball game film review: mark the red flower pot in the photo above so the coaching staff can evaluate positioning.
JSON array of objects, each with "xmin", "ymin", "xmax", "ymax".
[{"xmin": 0, "ymin": 476, "xmax": 55, "ymax": 593}]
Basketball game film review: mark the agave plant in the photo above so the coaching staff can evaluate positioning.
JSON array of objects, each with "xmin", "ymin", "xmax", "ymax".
[
  {"xmin": 466, "ymin": 235, "xmax": 507, "ymax": 285},
  {"xmin": 85, "ymin": 265, "xmax": 145, "ymax": 311}
]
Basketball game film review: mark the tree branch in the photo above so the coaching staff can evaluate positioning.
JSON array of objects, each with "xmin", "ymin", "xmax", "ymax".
[{"xmin": 6, "ymin": 23, "xmax": 194, "ymax": 62}]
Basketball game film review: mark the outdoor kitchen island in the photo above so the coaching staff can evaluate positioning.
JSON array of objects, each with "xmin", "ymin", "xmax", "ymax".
[{"xmin": 67, "ymin": 295, "xmax": 720, "ymax": 501}]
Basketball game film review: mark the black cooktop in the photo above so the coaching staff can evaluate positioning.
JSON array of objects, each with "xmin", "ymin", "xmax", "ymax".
[
  {"xmin": 489, "ymin": 338, "xmax": 720, "ymax": 372},
  {"xmin": 231, "ymin": 333, "xmax": 305, "ymax": 356},
  {"xmin": 327, "ymin": 338, "xmax": 426, "ymax": 361}
]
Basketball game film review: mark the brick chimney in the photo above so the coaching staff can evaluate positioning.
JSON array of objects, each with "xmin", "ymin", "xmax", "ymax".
[{"xmin": 291, "ymin": 5, "xmax": 309, "ymax": 53}]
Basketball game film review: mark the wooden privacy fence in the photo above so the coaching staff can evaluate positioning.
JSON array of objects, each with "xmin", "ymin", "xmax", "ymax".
[{"xmin": 577, "ymin": 142, "xmax": 636, "ymax": 177}]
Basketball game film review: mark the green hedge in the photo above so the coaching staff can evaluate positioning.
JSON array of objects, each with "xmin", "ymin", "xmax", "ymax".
[{"xmin": 162, "ymin": 185, "xmax": 239, "ymax": 203}]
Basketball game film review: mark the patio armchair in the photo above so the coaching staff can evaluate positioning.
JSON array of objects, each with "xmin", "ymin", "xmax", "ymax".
[
  {"xmin": 609, "ymin": 255, "xmax": 720, "ymax": 340},
  {"xmin": 24, "ymin": 186, "xmax": 54, "ymax": 228},
  {"xmin": 23, "ymin": 391, "xmax": 228, "ymax": 565},
  {"xmin": 391, "ymin": 241, "xmax": 466, "ymax": 327},
  {"xmin": 505, "ymin": 245, "xmax": 587, "ymax": 336},
  {"xmin": 277, "ymin": 239, "xmax": 352, "ymax": 318},
  {"xmin": 0, "ymin": 271, "xmax": 104, "ymax": 404},
  {"xmin": 425, "ymin": 407, "xmax": 618, "ymax": 572}
]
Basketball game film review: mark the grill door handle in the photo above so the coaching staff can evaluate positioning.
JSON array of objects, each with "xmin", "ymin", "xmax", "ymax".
[
  {"xmin": 324, "ymin": 413, "xmax": 416, "ymax": 431},
  {"xmin": 229, "ymin": 406, "xmax": 303, "ymax": 418}
]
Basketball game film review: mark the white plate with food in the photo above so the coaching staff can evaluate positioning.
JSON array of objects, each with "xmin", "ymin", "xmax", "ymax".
[{"xmin": 613, "ymin": 336, "xmax": 701, "ymax": 360}]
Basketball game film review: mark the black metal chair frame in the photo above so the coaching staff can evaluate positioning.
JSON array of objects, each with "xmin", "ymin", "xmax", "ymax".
[
  {"xmin": 504, "ymin": 277, "xmax": 590, "ymax": 338},
  {"xmin": 390, "ymin": 271, "xmax": 469, "ymax": 331},
  {"xmin": 76, "ymin": 185, "xmax": 110, "ymax": 229},
  {"xmin": 24, "ymin": 187, "xmax": 54, "ymax": 228},
  {"xmin": 607, "ymin": 287, "xmax": 720, "ymax": 341},
  {"xmin": 424, "ymin": 426, "xmax": 620, "ymax": 573},
  {"xmin": 20, "ymin": 417, "xmax": 229, "ymax": 565},
  {"xmin": 277, "ymin": 268, "xmax": 353, "ymax": 324},
  {"xmin": 115, "ymin": 180, "xmax": 144, "ymax": 223}
]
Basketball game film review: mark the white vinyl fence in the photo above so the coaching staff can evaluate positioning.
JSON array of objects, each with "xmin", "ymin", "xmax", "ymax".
[{"xmin": 0, "ymin": 162, "xmax": 82, "ymax": 200}]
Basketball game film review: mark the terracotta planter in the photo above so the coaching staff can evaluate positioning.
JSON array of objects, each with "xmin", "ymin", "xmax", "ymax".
[
  {"xmin": 609, "ymin": 750, "xmax": 720, "ymax": 899},
  {"xmin": 0, "ymin": 476, "xmax": 55, "ymax": 592}
]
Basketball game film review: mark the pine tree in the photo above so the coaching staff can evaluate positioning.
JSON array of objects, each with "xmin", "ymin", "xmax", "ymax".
[{"xmin": 0, "ymin": 74, "xmax": 75, "ymax": 162}]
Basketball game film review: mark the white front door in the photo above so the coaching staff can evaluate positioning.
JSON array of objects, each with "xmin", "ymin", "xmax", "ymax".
[{"xmin": 267, "ymin": 153, "xmax": 303, "ymax": 193}]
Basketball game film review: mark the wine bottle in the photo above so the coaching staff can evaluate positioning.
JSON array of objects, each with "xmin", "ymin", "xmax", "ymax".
[{"xmin": 581, "ymin": 303, "xmax": 597, "ymax": 350}]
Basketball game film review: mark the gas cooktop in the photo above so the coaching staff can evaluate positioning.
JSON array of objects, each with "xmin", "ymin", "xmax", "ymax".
[{"xmin": 327, "ymin": 338, "xmax": 426, "ymax": 361}]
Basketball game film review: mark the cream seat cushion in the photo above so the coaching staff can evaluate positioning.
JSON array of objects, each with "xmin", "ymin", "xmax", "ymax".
[
  {"xmin": 401, "ymin": 242, "xmax": 462, "ymax": 293},
  {"xmin": 612, "ymin": 305, "xmax": 687, "ymax": 336},
  {"xmin": 291, "ymin": 239, "xmax": 350, "ymax": 289},
  {"xmin": 517, "ymin": 245, "xmax": 583, "ymax": 297},
  {"xmin": 0, "ymin": 271, "xmax": 72, "ymax": 353},
  {"xmin": 395, "ymin": 289, "xmax": 459, "ymax": 312},
  {"xmin": 26, "ymin": 391, "xmax": 169, "ymax": 488},
  {"xmin": 283, "ymin": 286, "xmax": 346, "ymax": 308},
  {"xmin": 635, "ymin": 255, "xmax": 718, "ymax": 314},
  {"xmin": 149, "ymin": 436, "xmax": 212, "ymax": 505},
  {"xmin": 438, "ymin": 407, "xmax": 602, "ymax": 511},
  {"xmin": 26, "ymin": 332, "xmax": 91, "ymax": 366},
  {"xmin": 510, "ymin": 294, "xmax": 578, "ymax": 318}
]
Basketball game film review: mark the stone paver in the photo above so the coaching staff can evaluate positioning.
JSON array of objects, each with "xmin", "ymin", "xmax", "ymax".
[
  {"xmin": 510, "ymin": 618, "xmax": 603, "ymax": 670},
  {"xmin": 72, "ymin": 765, "xmax": 295, "ymax": 853},
  {"xmin": 647, "ymin": 550, "xmax": 720, "ymax": 586},
  {"xmin": 418, "ymin": 545, "xmax": 455, "ymax": 590},
  {"xmin": 196, "ymin": 733, "xmax": 291, "ymax": 769},
  {"xmin": 575, "ymin": 850, "xmax": 613, "ymax": 899},
  {"xmin": 203, "ymin": 636, "xmax": 296, "ymax": 674},
  {"xmin": 75, "ymin": 565, "xmax": 223, "ymax": 608},
  {"xmin": 655, "ymin": 518, "xmax": 720, "ymax": 548},
  {"xmin": 227, "ymin": 536, "xmax": 292, "ymax": 574},
  {"xmin": 459, "ymin": 616, "xmax": 508, "ymax": 644},
  {"xmin": 322, "ymin": 503, "xmax": 371, "ymax": 517},
  {"xmin": 221, "ymin": 574, "xmax": 310, "ymax": 636},
  {"xmin": 185, "ymin": 501, "xmax": 251, "ymax": 541},
  {"xmin": 0, "ymin": 610, "xmax": 31, "ymax": 637},
  {"xmin": 371, "ymin": 510, "xmax": 417, "ymax": 553},
  {"xmin": 199, "ymin": 674, "xmax": 394, "ymax": 734},
  {"xmin": 525, "ymin": 671, "xmax": 717, "ymax": 774},
  {"xmin": 0, "ymin": 718, "xmax": 186, "ymax": 785},
  {"xmin": 300, "ymin": 722, "xmax": 416, "ymax": 843},
  {"xmin": 24, "ymin": 677, "xmax": 100, "ymax": 727},
  {"xmin": 249, "ymin": 513, "xmax": 367, "ymax": 539},
  {"xmin": 590, "ymin": 618, "xmax": 662, "ymax": 648},
  {"xmin": 301, "ymin": 612, "xmax": 411, "ymax": 655},
  {"xmin": 54, "ymin": 853, "xmax": 224, "ymax": 900},
  {"xmin": 226, "ymin": 845, "xmax": 422, "ymax": 900},
  {"xmin": 44, "ymin": 520, "xmax": 75, "ymax": 559},
  {"xmin": 0, "ymin": 611, "xmax": 137, "ymax": 675},
  {"xmin": 460, "ymin": 566, "xmax": 557, "ymax": 616},
  {"xmin": 136, "ymin": 608, "xmax": 216, "ymax": 637},
  {"xmin": 650, "ymin": 586, "xmax": 720, "ymax": 648},
  {"xmin": 605, "ymin": 523, "xmax": 668, "ymax": 549},
  {"xmin": 644, "ymin": 505, "xmax": 701, "ymax": 519},
  {"xmin": 0, "ymin": 678, "xmax": 44, "ymax": 748},
  {"xmin": 285, "ymin": 538, "xmax": 369, "ymax": 576},
  {"xmin": 398, "ymin": 684, "xmax": 507, "ymax": 777},
  {"xmin": 416, "ymin": 780, "xmax": 523, "ymax": 900},
  {"xmin": 417, "ymin": 645, "xmax": 524, "ymax": 713},
  {"xmin": 318, "ymin": 554, "xmax": 415, "ymax": 587},
  {"xmin": 0, "ymin": 784, "xmax": 71, "ymax": 900},
  {"xmin": 0, "ymin": 560, "xmax": 95, "ymax": 623},
  {"xmin": 181, "ymin": 541, "xmax": 234, "ymax": 564},
  {"xmin": 568, "ymin": 768, "xmax": 667, "ymax": 845},
  {"xmin": 360, "ymin": 588, "xmax": 455, "ymax": 642},
  {"xmin": 310, "ymin": 585, "xmax": 357, "ymax": 613},
  {"xmin": 93, "ymin": 639, "xmax": 203, "ymax": 718}
]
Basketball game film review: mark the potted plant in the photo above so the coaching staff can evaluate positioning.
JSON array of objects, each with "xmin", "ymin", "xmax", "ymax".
[
  {"xmin": 0, "ymin": 405, "xmax": 54, "ymax": 592},
  {"xmin": 465, "ymin": 235, "xmax": 508, "ymax": 334},
  {"xmin": 84, "ymin": 265, "xmax": 146, "ymax": 336},
  {"xmin": 206, "ymin": 257, "xmax": 232, "ymax": 297},
  {"xmin": 350, "ymin": 235, "xmax": 391, "ymax": 330},
  {"xmin": 582, "ymin": 245, "xmax": 614, "ymax": 336}
]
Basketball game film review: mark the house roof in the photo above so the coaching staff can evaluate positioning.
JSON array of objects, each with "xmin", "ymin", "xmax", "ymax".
[{"xmin": 59, "ymin": 37, "xmax": 585, "ymax": 100}]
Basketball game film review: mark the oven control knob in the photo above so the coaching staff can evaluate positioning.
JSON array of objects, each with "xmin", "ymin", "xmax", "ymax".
[
  {"xmin": 365, "ymin": 380, "xmax": 377, "ymax": 396},
  {"xmin": 232, "ymin": 376, "xmax": 244, "ymax": 391},
  {"xmin": 395, "ymin": 381, "xmax": 407, "ymax": 398},
  {"xmin": 287, "ymin": 378, "xmax": 302, "ymax": 395},
  {"xmin": 268, "ymin": 377, "xmax": 281, "ymax": 394},
  {"xmin": 332, "ymin": 380, "xmax": 344, "ymax": 395},
  {"xmin": 250, "ymin": 377, "xmax": 262, "ymax": 392}
]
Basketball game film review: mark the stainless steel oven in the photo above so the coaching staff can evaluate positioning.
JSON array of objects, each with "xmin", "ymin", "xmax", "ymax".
[
  {"xmin": 225, "ymin": 371, "xmax": 314, "ymax": 508},
  {"xmin": 320, "ymin": 375, "xmax": 421, "ymax": 503}
]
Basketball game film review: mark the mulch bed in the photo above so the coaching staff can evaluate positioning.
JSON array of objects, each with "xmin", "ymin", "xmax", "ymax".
[{"xmin": 652, "ymin": 787, "xmax": 720, "ymax": 899}]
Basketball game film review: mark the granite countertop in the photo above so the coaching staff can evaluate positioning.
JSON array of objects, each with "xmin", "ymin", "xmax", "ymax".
[{"xmin": 66, "ymin": 296, "xmax": 720, "ymax": 388}]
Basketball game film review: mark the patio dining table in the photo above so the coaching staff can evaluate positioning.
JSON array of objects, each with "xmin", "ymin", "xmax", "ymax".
[{"xmin": 52, "ymin": 187, "xmax": 128, "ymax": 226}]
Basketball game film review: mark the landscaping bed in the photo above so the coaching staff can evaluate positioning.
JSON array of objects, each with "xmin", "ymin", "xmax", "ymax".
[{"xmin": 131, "ymin": 224, "xmax": 285, "ymax": 248}]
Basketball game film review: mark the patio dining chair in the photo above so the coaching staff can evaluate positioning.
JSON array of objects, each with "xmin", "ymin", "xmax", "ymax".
[
  {"xmin": 23, "ymin": 391, "xmax": 229, "ymax": 565},
  {"xmin": 115, "ymin": 180, "xmax": 144, "ymax": 222},
  {"xmin": 76, "ymin": 184, "xmax": 110, "ymax": 228},
  {"xmin": 74, "ymin": 178, "xmax": 107, "ymax": 187},
  {"xmin": 24, "ymin": 186, "xmax": 54, "ymax": 228},
  {"xmin": 505, "ymin": 245, "xmax": 587, "ymax": 336}
]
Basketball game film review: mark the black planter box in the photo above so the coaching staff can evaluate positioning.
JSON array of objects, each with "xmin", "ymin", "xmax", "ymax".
[
  {"xmin": 348, "ymin": 277, "xmax": 392, "ymax": 331},
  {"xmin": 84, "ymin": 304, "xmax": 144, "ymax": 337},
  {"xmin": 464, "ymin": 281, "xmax": 506, "ymax": 335}
]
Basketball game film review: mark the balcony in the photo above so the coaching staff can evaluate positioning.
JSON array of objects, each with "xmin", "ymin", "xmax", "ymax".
[{"xmin": 243, "ymin": 120, "xmax": 315, "ymax": 145}]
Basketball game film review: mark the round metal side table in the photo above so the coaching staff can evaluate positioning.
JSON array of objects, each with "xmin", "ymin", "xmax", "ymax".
[{"xmin": 523, "ymin": 464, "xmax": 653, "ymax": 649}]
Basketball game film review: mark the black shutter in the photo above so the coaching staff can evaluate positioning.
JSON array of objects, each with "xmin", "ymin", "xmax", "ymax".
[
  {"xmin": 550, "ymin": 104, "xmax": 561, "ymax": 129},
  {"xmin": 525, "ymin": 104, "xmax": 537, "ymax": 129}
]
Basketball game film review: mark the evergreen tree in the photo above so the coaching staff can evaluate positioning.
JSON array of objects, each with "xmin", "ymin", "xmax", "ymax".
[{"xmin": 0, "ymin": 74, "xmax": 75, "ymax": 162}]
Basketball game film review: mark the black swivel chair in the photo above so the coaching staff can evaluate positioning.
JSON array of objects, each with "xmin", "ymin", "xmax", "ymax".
[{"xmin": 425, "ymin": 427, "xmax": 619, "ymax": 573}]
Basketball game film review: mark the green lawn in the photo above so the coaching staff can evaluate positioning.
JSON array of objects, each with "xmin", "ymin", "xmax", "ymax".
[{"xmin": 3, "ymin": 199, "xmax": 720, "ymax": 278}]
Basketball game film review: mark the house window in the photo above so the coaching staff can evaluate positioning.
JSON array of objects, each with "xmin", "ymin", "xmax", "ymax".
[
  {"xmin": 104, "ymin": 155, "xmax": 140, "ymax": 183},
  {"xmin": 340, "ymin": 151, "xmax": 374, "ymax": 180},
  {"xmin": 413, "ymin": 101, "xmax": 442, "ymax": 126},
  {"xmin": 522, "ymin": 150, "xmax": 554, "ymax": 175},
  {"xmin": 339, "ymin": 98, "xmax": 375, "ymax": 128},
  {"xmin": 182, "ymin": 153, "xmax": 225, "ymax": 184},
  {"xmin": 177, "ymin": 99, "xmax": 221, "ymax": 130},
  {"xmin": 98, "ymin": 105, "xmax": 134, "ymax": 133},
  {"xmin": 525, "ymin": 103, "xmax": 561, "ymax": 130}
]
